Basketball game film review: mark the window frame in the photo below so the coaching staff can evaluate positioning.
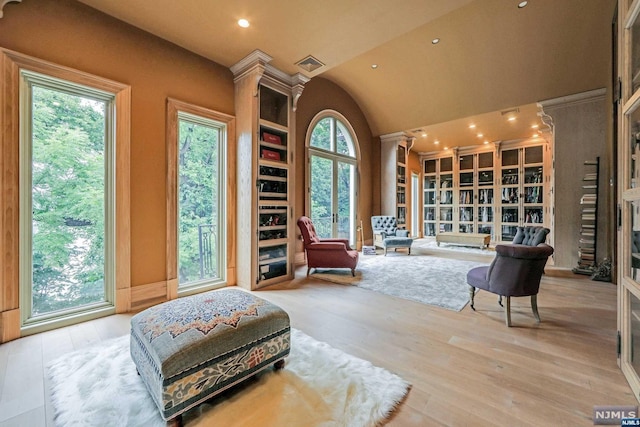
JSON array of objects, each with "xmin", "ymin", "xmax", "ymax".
[
  {"xmin": 166, "ymin": 98, "xmax": 234, "ymax": 298},
  {"xmin": 19, "ymin": 70, "xmax": 117, "ymax": 329},
  {"xmin": 305, "ymin": 110, "xmax": 360, "ymax": 245},
  {"xmin": 0, "ymin": 48, "xmax": 131, "ymax": 341}
]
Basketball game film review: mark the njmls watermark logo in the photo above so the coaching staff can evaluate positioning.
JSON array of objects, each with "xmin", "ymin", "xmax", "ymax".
[{"xmin": 593, "ymin": 406, "xmax": 638, "ymax": 425}]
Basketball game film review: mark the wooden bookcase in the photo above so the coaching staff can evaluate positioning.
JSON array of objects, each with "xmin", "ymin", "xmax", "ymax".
[
  {"xmin": 420, "ymin": 140, "xmax": 551, "ymax": 244},
  {"xmin": 380, "ymin": 133, "xmax": 413, "ymax": 230},
  {"xmin": 422, "ymin": 155, "xmax": 454, "ymax": 236},
  {"xmin": 498, "ymin": 144, "xmax": 546, "ymax": 242},
  {"xmin": 458, "ymin": 151, "xmax": 496, "ymax": 238},
  {"xmin": 231, "ymin": 50, "xmax": 308, "ymax": 290}
]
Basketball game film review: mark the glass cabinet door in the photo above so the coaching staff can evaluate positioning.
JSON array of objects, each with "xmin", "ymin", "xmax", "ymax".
[
  {"xmin": 619, "ymin": 0, "xmax": 640, "ymax": 399},
  {"xmin": 458, "ymin": 154, "xmax": 474, "ymax": 233},
  {"xmin": 500, "ymin": 149, "xmax": 520, "ymax": 241},
  {"xmin": 523, "ymin": 146, "xmax": 544, "ymax": 226},
  {"xmin": 477, "ymin": 152, "xmax": 494, "ymax": 238},
  {"xmin": 423, "ymin": 160, "xmax": 437, "ymax": 236},
  {"xmin": 498, "ymin": 145, "xmax": 545, "ymax": 242}
]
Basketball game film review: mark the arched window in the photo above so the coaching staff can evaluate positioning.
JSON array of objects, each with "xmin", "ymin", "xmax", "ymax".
[{"xmin": 306, "ymin": 112, "xmax": 359, "ymax": 246}]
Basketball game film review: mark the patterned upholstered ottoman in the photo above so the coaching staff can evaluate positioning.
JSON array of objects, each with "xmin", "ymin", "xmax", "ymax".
[{"xmin": 130, "ymin": 288, "xmax": 290, "ymax": 425}]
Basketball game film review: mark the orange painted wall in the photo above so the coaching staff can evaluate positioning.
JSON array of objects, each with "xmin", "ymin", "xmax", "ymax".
[
  {"xmin": 0, "ymin": 0, "xmax": 235, "ymax": 287},
  {"xmin": 295, "ymin": 78, "xmax": 378, "ymax": 248}
]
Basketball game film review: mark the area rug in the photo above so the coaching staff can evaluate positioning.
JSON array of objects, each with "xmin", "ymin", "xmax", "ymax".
[
  {"xmin": 311, "ymin": 254, "xmax": 487, "ymax": 311},
  {"xmin": 48, "ymin": 329, "xmax": 410, "ymax": 427}
]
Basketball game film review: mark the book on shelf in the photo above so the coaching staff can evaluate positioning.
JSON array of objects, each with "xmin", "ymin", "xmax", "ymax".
[
  {"xmin": 580, "ymin": 194, "xmax": 597, "ymax": 204},
  {"xmin": 262, "ymin": 132, "xmax": 282, "ymax": 145},
  {"xmin": 261, "ymin": 148, "xmax": 281, "ymax": 161}
]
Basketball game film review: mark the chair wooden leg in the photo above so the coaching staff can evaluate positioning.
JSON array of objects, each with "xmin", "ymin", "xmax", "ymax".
[
  {"xmin": 306, "ymin": 266, "xmax": 311, "ymax": 276},
  {"xmin": 384, "ymin": 247, "xmax": 387, "ymax": 256},
  {"xmin": 167, "ymin": 415, "xmax": 183, "ymax": 427},
  {"xmin": 469, "ymin": 286, "xmax": 476, "ymax": 311},
  {"xmin": 505, "ymin": 296, "xmax": 512, "ymax": 327},
  {"xmin": 498, "ymin": 296, "xmax": 503, "ymax": 307},
  {"xmin": 351, "ymin": 268, "xmax": 355, "ymax": 277},
  {"xmin": 531, "ymin": 295, "xmax": 540, "ymax": 323}
]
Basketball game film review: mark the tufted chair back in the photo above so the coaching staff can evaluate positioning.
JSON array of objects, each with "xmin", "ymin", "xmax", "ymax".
[
  {"xmin": 371, "ymin": 216, "xmax": 398, "ymax": 235},
  {"xmin": 297, "ymin": 216, "xmax": 320, "ymax": 246},
  {"xmin": 296, "ymin": 216, "xmax": 359, "ymax": 276},
  {"xmin": 512, "ymin": 226, "xmax": 550, "ymax": 246}
]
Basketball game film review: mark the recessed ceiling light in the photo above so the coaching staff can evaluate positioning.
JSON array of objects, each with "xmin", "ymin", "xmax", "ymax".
[
  {"xmin": 531, "ymin": 124, "xmax": 539, "ymax": 129},
  {"xmin": 477, "ymin": 133, "xmax": 483, "ymax": 138},
  {"xmin": 371, "ymin": 64, "xmax": 378, "ymax": 69},
  {"xmin": 444, "ymin": 146, "xmax": 449, "ymax": 150},
  {"xmin": 238, "ymin": 18, "xmax": 250, "ymax": 28},
  {"xmin": 484, "ymin": 140, "xmax": 489, "ymax": 144},
  {"xmin": 533, "ymin": 133, "xmax": 538, "ymax": 138},
  {"xmin": 434, "ymin": 140, "xmax": 440, "ymax": 145},
  {"xmin": 422, "ymin": 133, "xmax": 427, "ymax": 137},
  {"xmin": 469, "ymin": 124, "xmax": 476, "ymax": 129},
  {"xmin": 508, "ymin": 117, "xmax": 516, "ymax": 122},
  {"xmin": 432, "ymin": 38, "xmax": 440, "ymax": 44},
  {"xmin": 518, "ymin": 1, "xmax": 528, "ymax": 8}
]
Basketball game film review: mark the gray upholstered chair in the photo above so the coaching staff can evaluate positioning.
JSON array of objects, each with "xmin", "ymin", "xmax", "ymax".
[
  {"xmin": 371, "ymin": 216, "xmax": 413, "ymax": 255},
  {"xmin": 466, "ymin": 243, "xmax": 554, "ymax": 326},
  {"xmin": 512, "ymin": 226, "xmax": 550, "ymax": 246}
]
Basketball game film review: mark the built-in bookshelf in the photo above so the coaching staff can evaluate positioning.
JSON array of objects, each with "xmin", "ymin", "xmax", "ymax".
[
  {"xmin": 380, "ymin": 133, "xmax": 412, "ymax": 232},
  {"xmin": 396, "ymin": 144, "xmax": 407, "ymax": 227},
  {"xmin": 420, "ymin": 141, "xmax": 550, "ymax": 244},
  {"xmin": 422, "ymin": 156, "xmax": 454, "ymax": 236},
  {"xmin": 231, "ymin": 50, "xmax": 308, "ymax": 289},
  {"xmin": 573, "ymin": 158, "xmax": 599, "ymax": 275},
  {"xmin": 499, "ymin": 145, "xmax": 545, "ymax": 242},
  {"xmin": 456, "ymin": 151, "xmax": 495, "ymax": 237}
]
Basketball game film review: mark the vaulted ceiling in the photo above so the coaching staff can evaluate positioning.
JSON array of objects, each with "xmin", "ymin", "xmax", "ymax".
[{"xmin": 77, "ymin": 0, "xmax": 615, "ymax": 152}]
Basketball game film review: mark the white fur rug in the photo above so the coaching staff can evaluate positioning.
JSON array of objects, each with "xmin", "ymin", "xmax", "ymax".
[{"xmin": 48, "ymin": 329, "xmax": 410, "ymax": 427}]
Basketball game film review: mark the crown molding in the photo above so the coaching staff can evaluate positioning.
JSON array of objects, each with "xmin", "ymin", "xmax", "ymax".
[
  {"xmin": 0, "ymin": 0, "xmax": 21, "ymax": 18},
  {"xmin": 380, "ymin": 131, "xmax": 412, "ymax": 145},
  {"xmin": 539, "ymin": 88, "xmax": 606, "ymax": 109}
]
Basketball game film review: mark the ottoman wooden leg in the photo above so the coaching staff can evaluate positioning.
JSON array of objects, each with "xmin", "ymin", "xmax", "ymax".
[
  {"xmin": 167, "ymin": 415, "xmax": 183, "ymax": 427},
  {"xmin": 274, "ymin": 359, "xmax": 285, "ymax": 370}
]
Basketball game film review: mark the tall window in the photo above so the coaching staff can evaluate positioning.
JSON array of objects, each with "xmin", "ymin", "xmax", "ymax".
[
  {"xmin": 307, "ymin": 112, "xmax": 359, "ymax": 245},
  {"xmin": 167, "ymin": 99, "xmax": 232, "ymax": 296},
  {"xmin": 20, "ymin": 71, "xmax": 116, "ymax": 326},
  {"xmin": 177, "ymin": 113, "xmax": 226, "ymax": 288}
]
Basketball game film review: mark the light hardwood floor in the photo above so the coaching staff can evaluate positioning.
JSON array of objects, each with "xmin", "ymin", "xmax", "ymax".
[{"xmin": 0, "ymin": 250, "xmax": 635, "ymax": 426}]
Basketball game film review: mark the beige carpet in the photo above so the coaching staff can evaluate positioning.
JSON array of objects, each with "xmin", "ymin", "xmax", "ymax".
[{"xmin": 311, "ymin": 252, "xmax": 488, "ymax": 311}]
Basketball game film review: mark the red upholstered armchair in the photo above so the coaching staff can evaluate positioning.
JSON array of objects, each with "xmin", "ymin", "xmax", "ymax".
[{"xmin": 297, "ymin": 216, "xmax": 359, "ymax": 277}]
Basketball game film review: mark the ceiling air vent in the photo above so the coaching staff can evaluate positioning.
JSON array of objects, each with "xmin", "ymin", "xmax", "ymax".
[
  {"xmin": 500, "ymin": 108, "xmax": 520, "ymax": 116},
  {"xmin": 296, "ymin": 55, "xmax": 325, "ymax": 72}
]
